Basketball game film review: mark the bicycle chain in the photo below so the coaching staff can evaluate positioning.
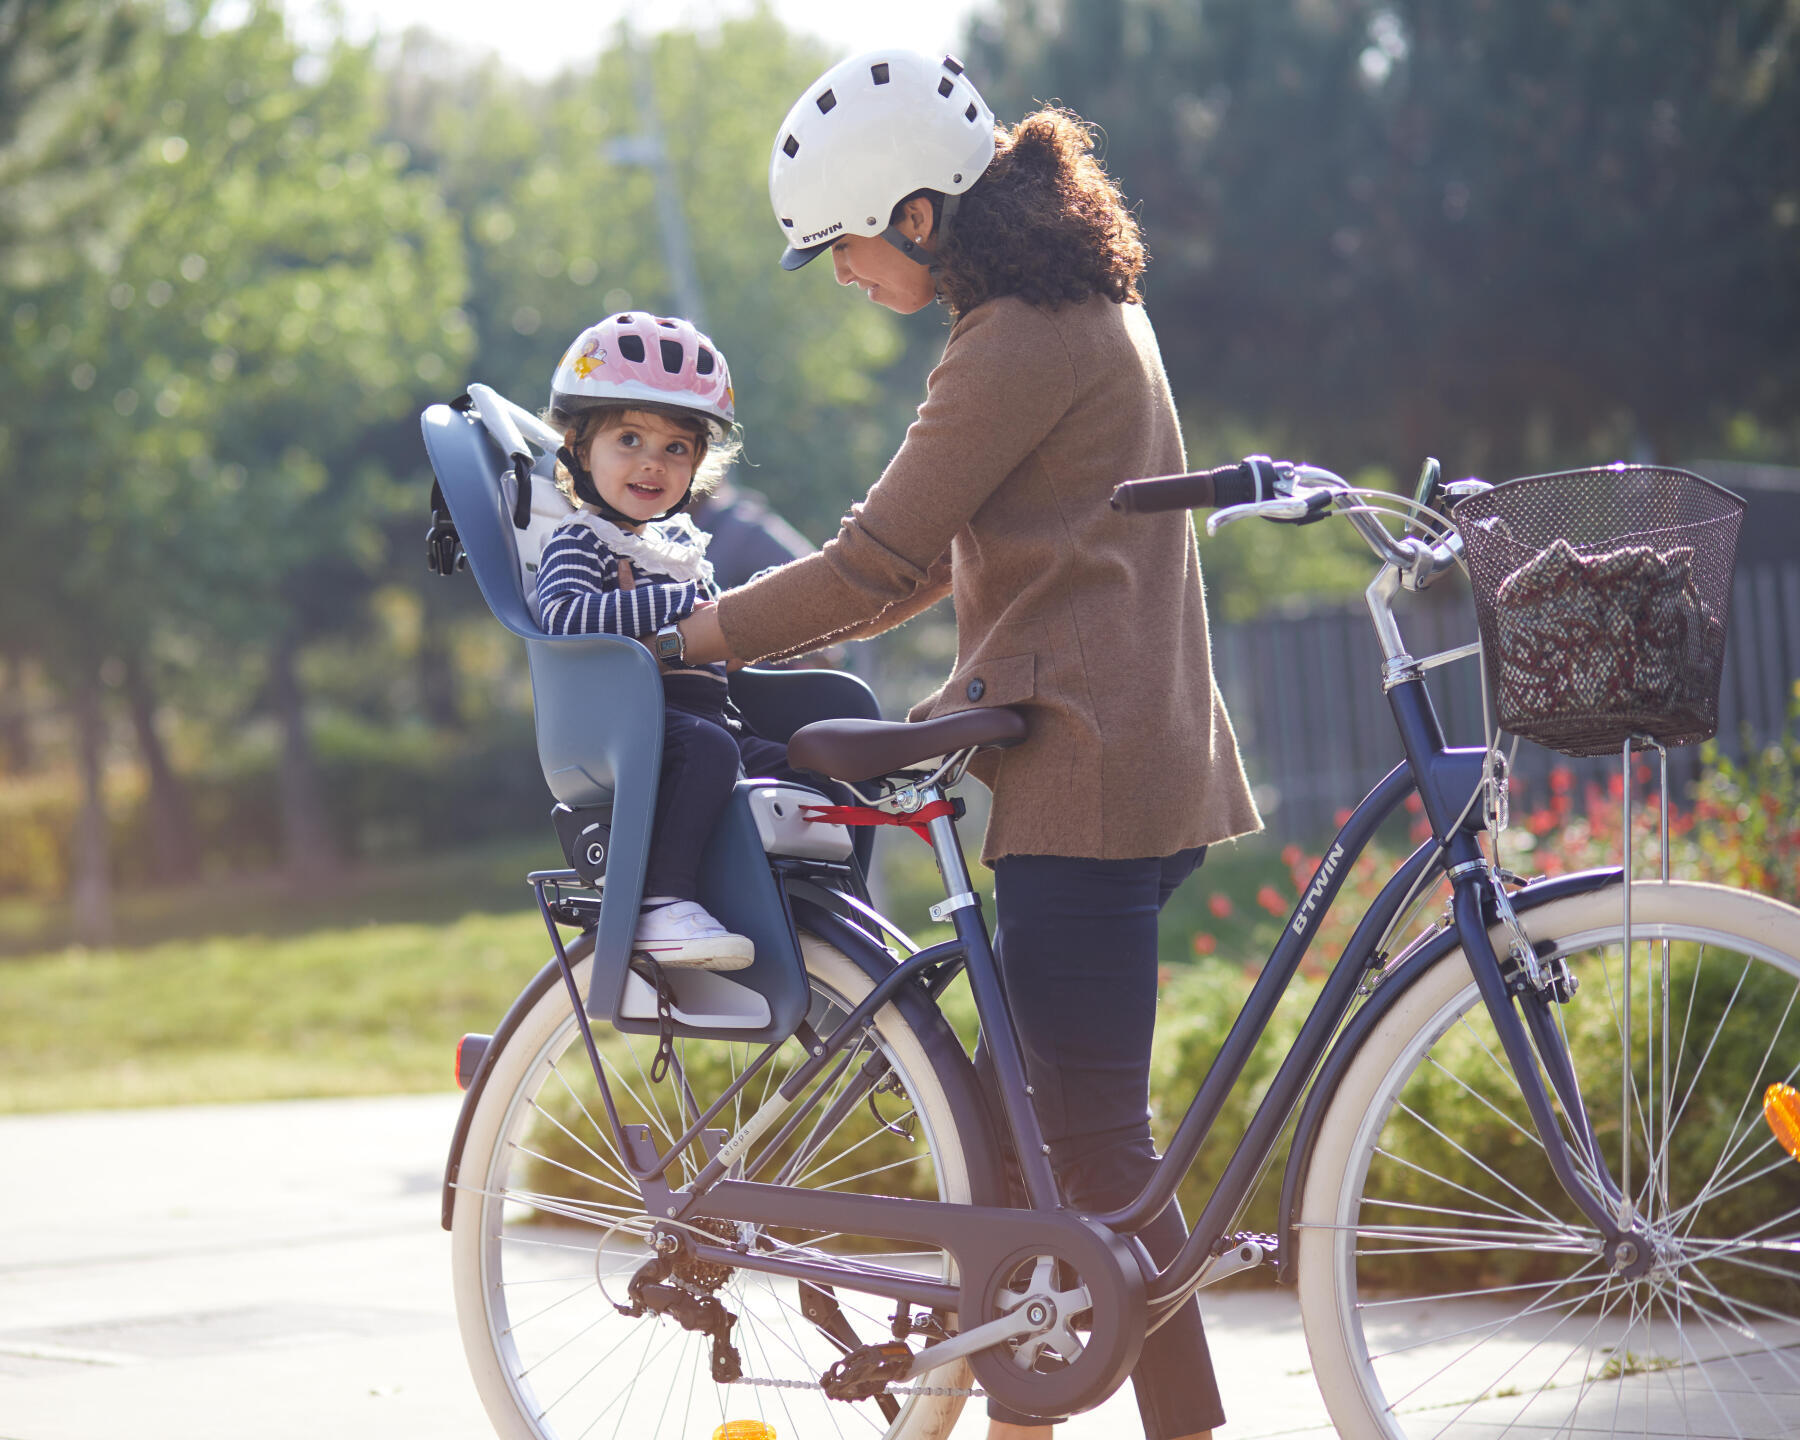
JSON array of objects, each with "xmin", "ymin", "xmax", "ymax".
[{"xmin": 729, "ymin": 1373, "xmax": 984, "ymax": 1398}]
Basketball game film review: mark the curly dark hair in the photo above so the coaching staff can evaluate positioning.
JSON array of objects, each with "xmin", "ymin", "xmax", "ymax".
[{"xmin": 920, "ymin": 108, "xmax": 1146, "ymax": 316}]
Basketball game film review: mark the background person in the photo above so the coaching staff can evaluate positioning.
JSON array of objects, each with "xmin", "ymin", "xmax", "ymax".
[{"xmin": 676, "ymin": 49, "xmax": 1261, "ymax": 1440}]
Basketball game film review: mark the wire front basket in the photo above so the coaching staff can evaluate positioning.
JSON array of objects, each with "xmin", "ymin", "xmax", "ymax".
[{"xmin": 1451, "ymin": 465, "xmax": 1746, "ymax": 758}]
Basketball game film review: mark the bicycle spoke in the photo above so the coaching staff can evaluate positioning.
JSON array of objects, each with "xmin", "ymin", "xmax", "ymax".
[{"xmin": 1391, "ymin": 1099, "xmax": 1573, "ymax": 1229}]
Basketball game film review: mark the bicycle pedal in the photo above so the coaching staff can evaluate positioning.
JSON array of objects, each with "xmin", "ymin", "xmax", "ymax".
[
  {"xmin": 820, "ymin": 1340, "xmax": 912, "ymax": 1401},
  {"xmin": 1210, "ymin": 1231, "xmax": 1279, "ymax": 1264}
]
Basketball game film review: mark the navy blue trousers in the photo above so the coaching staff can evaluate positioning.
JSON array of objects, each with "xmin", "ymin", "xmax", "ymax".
[
  {"xmin": 981, "ymin": 848, "xmax": 1223, "ymax": 1438},
  {"xmin": 644, "ymin": 689, "xmax": 849, "ymax": 901}
]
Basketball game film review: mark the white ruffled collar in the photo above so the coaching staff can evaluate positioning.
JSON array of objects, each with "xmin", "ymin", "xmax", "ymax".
[{"xmin": 561, "ymin": 509, "xmax": 714, "ymax": 587}]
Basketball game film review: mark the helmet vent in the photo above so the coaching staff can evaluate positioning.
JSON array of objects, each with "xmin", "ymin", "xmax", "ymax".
[
  {"xmin": 618, "ymin": 333, "xmax": 646, "ymax": 362},
  {"xmin": 696, "ymin": 347, "xmax": 715, "ymax": 376},
  {"xmin": 816, "ymin": 88, "xmax": 836, "ymax": 114},
  {"xmin": 659, "ymin": 338, "xmax": 684, "ymax": 373},
  {"xmin": 871, "ymin": 62, "xmax": 890, "ymax": 84},
  {"xmin": 782, "ymin": 134, "xmax": 799, "ymax": 158},
  {"xmin": 965, "ymin": 103, "xmax": 978, "ymax": 121},
  {"xmin": 943, "ymin": 56, "xmax": 964, "ymax": 74},
  {"xmin": 780, "ymin": 216, "xmax": 794, "ymax": 227},
  {"xmin": 937, "ymin": 77, "xmax": 954, "ymax": 98}
]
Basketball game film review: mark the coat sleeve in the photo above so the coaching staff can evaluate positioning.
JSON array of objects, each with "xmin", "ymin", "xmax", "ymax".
[{"xmin": 715, "ymin": 300, "xmax": 1076, "ymax": 663}]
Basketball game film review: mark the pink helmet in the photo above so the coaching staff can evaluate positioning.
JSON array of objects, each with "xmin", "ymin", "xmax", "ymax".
[{"xmin": 549, "ymin": 312, "xmax": 735, "ymax": 439}]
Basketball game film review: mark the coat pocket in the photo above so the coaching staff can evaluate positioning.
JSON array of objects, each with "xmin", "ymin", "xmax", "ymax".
[{"xmin": 944, "ymin": 652, "xmax": 1036, "ymax": 711}]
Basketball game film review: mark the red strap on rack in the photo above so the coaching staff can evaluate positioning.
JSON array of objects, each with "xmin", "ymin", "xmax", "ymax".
[{"xmin": 801, "ymin": 799, "xmax": 956, "ymax": 844}]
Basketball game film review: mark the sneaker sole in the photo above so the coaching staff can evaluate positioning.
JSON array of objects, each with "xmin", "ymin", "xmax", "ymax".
[{"xmin": 632, "ymin": 940, "xmax": 755, "ymax": 972}]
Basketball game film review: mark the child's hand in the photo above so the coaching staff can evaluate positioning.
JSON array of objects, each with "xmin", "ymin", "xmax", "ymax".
[{"xmin": 616, "ymin": 558, "xmax": 636, "ymax": 590}]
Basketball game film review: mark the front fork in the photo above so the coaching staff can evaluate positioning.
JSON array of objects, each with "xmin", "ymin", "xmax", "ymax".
[{"xmin": 1445, "ymin": 835, "xmax": 1655, "ymax": 1277}]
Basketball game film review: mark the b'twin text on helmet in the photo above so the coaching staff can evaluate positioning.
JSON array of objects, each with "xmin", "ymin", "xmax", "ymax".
[{"xmin": 768, "ymin": 50, "xmax": 996, "ymax": 271}]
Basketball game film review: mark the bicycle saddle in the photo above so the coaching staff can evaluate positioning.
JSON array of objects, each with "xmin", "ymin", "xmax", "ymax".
[{"xmin": 787, "ymin": 708, "xmax": 1028, "ymax": 783}]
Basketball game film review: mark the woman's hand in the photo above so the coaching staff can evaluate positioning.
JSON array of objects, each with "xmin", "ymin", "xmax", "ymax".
[{"xmin": 678, "ymin": 600, "xmax": 734, "ymax": 666}]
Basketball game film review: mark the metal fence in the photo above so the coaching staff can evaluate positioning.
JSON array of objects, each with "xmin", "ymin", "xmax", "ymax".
[{"xmin": 1213, "ymin": 560, "xmax": 1800, "ymax": 841}]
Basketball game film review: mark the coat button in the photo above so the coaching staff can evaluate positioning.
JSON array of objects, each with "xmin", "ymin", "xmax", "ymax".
[{"xmin": 966, "ymin": 678, "xmax": 986, "ymax": 701}]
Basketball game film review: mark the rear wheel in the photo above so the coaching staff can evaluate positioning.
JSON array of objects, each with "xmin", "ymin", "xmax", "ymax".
[
  {"xmin": 1298, "ymin": 881, "xmax": 1800, "ymax": 1439},
  {"xmin": 452, "ymin": 928, "xmax": 979, "ymax": 1440}
]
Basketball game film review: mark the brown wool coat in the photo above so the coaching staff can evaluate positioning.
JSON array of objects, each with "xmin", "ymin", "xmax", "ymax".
[{"xmin": 716, "ymin": 294, "xmax": 1261, "ymax": 863}]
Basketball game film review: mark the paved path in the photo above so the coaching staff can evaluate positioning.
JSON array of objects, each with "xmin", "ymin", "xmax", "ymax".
[{"xmin": 0, "ymin": 1095, "xmax": 1334, "ymax": 1440}]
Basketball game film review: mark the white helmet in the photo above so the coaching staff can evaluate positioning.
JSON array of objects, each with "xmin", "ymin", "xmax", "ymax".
[{"xmin": 769, "ymin": 50, "xmax": 995, "ymax": 271}]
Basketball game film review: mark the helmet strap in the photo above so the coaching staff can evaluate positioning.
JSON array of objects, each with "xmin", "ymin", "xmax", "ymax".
[
  {"xmin": 557, "ymin": 445, "xmax": 695, "ymax": 525},
  {"xmin": 879, "ymin": 193, "xmax": 961, "ymax": 275}
]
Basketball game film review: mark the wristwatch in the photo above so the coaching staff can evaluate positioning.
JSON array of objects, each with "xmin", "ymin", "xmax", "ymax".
[{"xmin": 653, "ymin": 622, "xmax": 686, "ymax": 663}]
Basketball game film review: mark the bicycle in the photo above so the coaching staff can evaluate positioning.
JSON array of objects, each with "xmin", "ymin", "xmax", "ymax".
[{"xmin": 436, "ymin": 447, "xmax": 1800, "ymax": 1440}]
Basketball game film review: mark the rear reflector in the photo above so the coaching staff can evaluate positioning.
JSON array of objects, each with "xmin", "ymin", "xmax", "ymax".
[
  {"xmin": 456, "ymin": 1034, "xmax": 492, "ymax": 1090},
  {"xmin": 1766, "ymin": 1082, "xmax": 1800, "ymax": 1160}
]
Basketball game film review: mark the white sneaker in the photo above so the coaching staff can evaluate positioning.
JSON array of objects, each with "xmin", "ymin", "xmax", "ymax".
[{"xmin": 634, "ymin": 900, "xmax": 755, "ymax": 971}]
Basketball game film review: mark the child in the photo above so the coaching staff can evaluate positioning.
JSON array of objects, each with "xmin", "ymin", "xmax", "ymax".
[{"xmin": 536, "ymin": 312, "xmax": 832, "ymax": 970}]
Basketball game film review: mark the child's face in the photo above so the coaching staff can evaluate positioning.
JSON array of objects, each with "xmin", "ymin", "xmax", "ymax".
[{"xmin": 583, "ymin": 410, "xmax": 701, "ymax": 527}]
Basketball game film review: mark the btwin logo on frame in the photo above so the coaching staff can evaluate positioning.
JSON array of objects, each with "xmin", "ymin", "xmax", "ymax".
[{"xmin": 1291, "ymin": 843, "xmax": 1346, "ymax": 936}]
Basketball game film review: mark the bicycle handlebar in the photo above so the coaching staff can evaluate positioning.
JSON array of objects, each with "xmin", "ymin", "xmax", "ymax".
[
  {"xmin": 1116, "ymin": 456, "xmax": 1464, "ymax": 586},
  {"xmin": 1109, "ymin": 461, "xmax": 1278, "ymax": 514}
]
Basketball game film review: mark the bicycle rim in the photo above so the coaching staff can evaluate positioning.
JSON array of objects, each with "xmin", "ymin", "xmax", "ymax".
[
  {"xmin": 451, "ymin": 931, "xmax": 974, "ymax": 1440},
  {"xmin": 1300, "ymin": 882, "xmax": 1800, "ymax": 1439}
]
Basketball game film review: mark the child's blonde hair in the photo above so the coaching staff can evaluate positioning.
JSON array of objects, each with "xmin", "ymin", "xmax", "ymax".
[{"xmin": 551, "ymin": 403, "xmax": 740, "ymax": 512}]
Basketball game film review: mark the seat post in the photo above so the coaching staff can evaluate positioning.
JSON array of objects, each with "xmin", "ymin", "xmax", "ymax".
[{"xmin": 917, "ymin": 785, "xmax": 1063, "ymax": 1209}]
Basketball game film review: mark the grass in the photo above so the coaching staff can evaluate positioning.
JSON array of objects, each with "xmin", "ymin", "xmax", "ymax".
[
  {"xmin": 0, "ymin": 909, "xmax": 552, "ymax": 1112},
  {"xmin": 0, "ymin": 835, "xmax": 575, "ymax": 1112}
]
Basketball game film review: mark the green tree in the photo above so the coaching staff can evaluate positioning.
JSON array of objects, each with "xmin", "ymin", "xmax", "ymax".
[
  {"xmin": 970, "ymin": 0, "xmax": 1800, "ymax": 482},
  {"xmin": 1, "ymin": 1, "xmax": 469, "ymax": 928}
]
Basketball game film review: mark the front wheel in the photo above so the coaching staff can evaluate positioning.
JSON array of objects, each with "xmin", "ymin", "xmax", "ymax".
[
  {"xmin": 1298, "ymin": 881, "xmax": 1800, "ymax": 1439},
  {"xmin": 451, "ymin": 927, "xmax": 980, "ymax": 1440}
]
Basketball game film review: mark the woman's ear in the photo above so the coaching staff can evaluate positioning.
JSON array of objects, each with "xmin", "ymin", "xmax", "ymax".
[{"xmin": 902, "ymin": 194, "xmax": 937, "ymax": 245}]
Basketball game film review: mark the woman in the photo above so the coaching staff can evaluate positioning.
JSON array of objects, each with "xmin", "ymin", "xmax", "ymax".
[{"xmin": 675, "ymin": 49, "xmax": 1259, "ymax": 1440}]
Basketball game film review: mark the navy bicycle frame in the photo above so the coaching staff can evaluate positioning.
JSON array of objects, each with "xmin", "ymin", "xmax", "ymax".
[{"xmin": 594, "ymin": 663, "xmax": 1650, "ymax": 1320}]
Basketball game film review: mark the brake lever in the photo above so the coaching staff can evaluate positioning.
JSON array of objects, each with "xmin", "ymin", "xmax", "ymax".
[{"xmin": 1206, "ymin": 486, "xmax": 1334, "ymax": 536}]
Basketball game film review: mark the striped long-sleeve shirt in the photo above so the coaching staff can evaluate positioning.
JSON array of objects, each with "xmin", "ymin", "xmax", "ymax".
[{"xmin": 536, "ymin": 519, "xmax": 728, "ymax": 686}]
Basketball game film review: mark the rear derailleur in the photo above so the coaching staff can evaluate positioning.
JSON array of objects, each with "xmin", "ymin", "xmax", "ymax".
[{"xmin": 616, "ymin": 1241, "xmax": 743, "ymax": 1383}]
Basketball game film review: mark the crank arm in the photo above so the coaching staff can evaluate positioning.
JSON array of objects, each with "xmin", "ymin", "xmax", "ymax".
[{"xmin": 901, "ymin": 1298, "xmax": 1053, "ymax": 1379}]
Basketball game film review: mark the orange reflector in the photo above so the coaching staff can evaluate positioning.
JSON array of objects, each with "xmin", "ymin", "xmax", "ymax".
[
  {"xmin": 1764, "ymin": 1083, "xmax": 1800, "ymax": 1160},
  {"xmin": 712, "ymin": 1424, "xmax": 776, "ymax": 1440}
]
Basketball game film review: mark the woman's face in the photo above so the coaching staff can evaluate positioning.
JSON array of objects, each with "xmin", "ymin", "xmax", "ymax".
[
  {"xmin": 582, "ymin": 410, "xmax": 699, "ymax": 528},
  {"xmin": 830, "ymin": 232, "xmax": 937, "ymax": 314}
]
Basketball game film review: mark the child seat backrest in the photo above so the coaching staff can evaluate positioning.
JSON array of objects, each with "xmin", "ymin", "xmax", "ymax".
[
  {"xmin": 419, "ymin": 388, "xmax": 665, "ymax": 811},
  {"xmin": 500, "ymin": 459, "xmax": 578, "ymax": 627}
]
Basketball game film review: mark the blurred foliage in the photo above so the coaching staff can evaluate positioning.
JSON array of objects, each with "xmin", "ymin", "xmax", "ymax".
[
  {"xmin": 970, "ymin": 0, "xmax": 1800, "ymax": 479},
  {"xmin": 0, "ymin": 712, "xmax": 547, "ymax": 914}
]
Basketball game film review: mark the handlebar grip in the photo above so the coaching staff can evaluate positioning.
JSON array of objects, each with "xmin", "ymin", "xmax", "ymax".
[{"xmin": 1110, "ymin": 462, "xmax": 1269, "ymax": 514}]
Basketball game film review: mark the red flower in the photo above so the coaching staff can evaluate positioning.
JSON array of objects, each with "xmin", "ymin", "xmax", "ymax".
[
  {"xmin": 1281, "ymin": 843, "xmax": 1303, "ymax": 868},
  {"xmin": 1191, "ymin": 932, "xmax": 1217, "ymax": 957},
  {"xmin": 1257, "ymin": 884, "xmax": 1288, "ymax": 916},
  {"xmin": 1208, "ymin": 893, "xmax": 1233, "ymax": 919},
  {"xmin": 1550, "ymin": 767, "xmax": 1573, "ymax": 794},
  {"xmin": 1334, "ymin": 807, "xmax": 1354, "ymax": 827}
]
